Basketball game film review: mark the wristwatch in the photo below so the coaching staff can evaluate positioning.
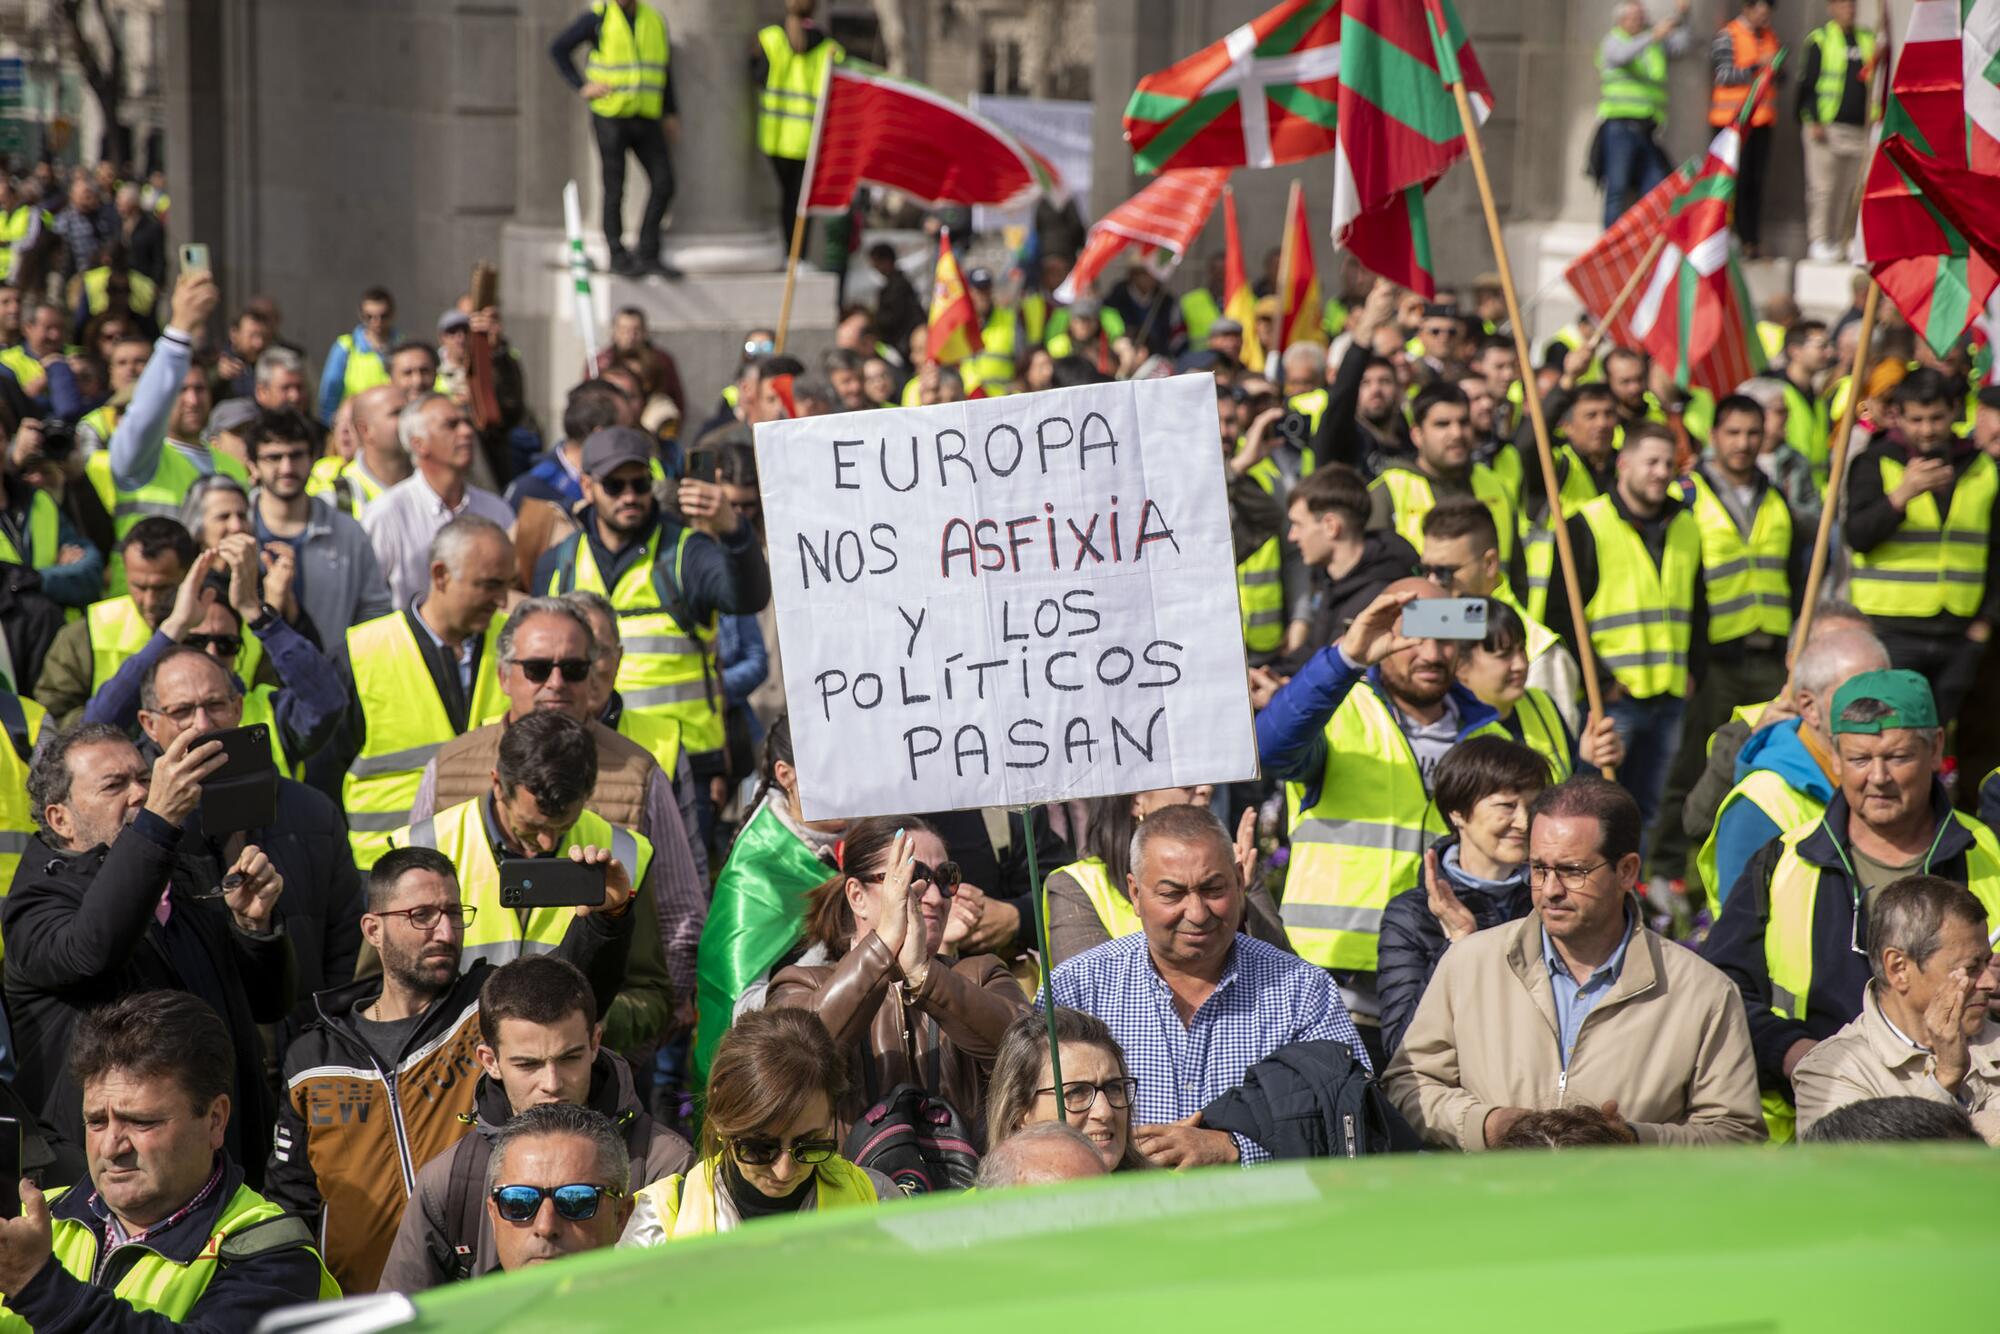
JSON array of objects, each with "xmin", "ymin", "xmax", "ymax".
[{"xmin": 247, "ymin": 603, "xmax": 280, "ymax": 634}]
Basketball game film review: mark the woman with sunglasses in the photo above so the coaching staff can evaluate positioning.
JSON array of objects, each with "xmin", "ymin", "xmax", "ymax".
[
  {"xmin": 1455, "ymin": 599, "xmax": 1624, "ymax": 784},
  {"xmin": 621, "ymin": 1008, "xmax": 893, "ymax": 1244},
  {"xmin": 985, "ymin": 1008, "xmax": 1147, "ymax": 1173},
  {"xmin": 768, "ymin": 817, "xmax": 1028, "ymax": 1143}
]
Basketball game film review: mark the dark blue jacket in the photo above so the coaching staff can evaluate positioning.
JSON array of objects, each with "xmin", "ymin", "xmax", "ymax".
[{"xmin": 1376, "ymin": 835, "xmax": 1534, "ymax": 1057}]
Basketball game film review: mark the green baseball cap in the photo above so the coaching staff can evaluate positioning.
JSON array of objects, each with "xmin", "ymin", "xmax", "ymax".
[{"xmin": 1828, "ymin": 668, "xmax": 1939, "ymax": 735}]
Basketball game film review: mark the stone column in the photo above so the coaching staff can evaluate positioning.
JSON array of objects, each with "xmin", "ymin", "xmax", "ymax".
[{"xmin": 654, "ymin": 0, "xmax": 786, "ymax": 273}]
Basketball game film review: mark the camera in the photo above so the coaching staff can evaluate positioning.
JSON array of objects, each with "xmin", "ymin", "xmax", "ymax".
[{"xmin": 33, "ymin": 418, "xmax": 74, "ymax": 462}]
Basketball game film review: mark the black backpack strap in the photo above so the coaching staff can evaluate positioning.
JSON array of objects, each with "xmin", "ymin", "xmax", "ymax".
[
  {"xmin": 428, "ymin": 1128, "xmax": 484, "ymax": 1284},
  {"xmin": 217, "ymin": 1214, "xmax": 316, "ymax": 1264},
  {"xmin": 0, "ymin": 689, "xmax": 29, "ymax": 762}
]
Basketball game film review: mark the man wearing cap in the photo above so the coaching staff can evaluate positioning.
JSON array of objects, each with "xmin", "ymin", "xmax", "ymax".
[
  {"xmin": 1703, "ymin": 668, "xmax": 2000, "ymax": 1141},
  {"xmin": 1046, "ymin": 297, "xmax": 1120, "ymax": 376},
  {"xmin": 534, "ymin": 426, "xmax": 769, "ymax": 853}
]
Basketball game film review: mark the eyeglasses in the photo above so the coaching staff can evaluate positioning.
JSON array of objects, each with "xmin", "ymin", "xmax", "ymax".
[
  {"xmin": 596, "ymin": 474, "xmax": 651, "ymax": 498},
  {"xmin": 729, "ymin": 1134, "xmax": 838, "ymax": 1167},
  {"xmin": 863, "ymin": 860, "xmax": 962, "ymax": 896},
  {"xmin": 150, "ymin": 695, "xmax": 237, "ymax": 725},
  {"xmin": 509, "ymin": 657, "xmax": 591, "ymax": 684},
  {"xmin": 489, "ymin": 1183, "xmax": 622, "ymax": 1225},
  {"xmin": 184, "ymin": 633, "xmax": 243, "ymax": 657},
  {"xmin": 1413, "ymin": 562, "xmax": 1466, "ymax": 584},
  {"xmin": 1526, "ymin": 860, "xmax": 1610, "ymax": 892},
  {"xmin": 373, "ymin": 903, "xmax": 477, "ymax": 932},
  {"xmin": 1035, "ymin": 1077, "xmax": 1138, "ymax": 1114}
]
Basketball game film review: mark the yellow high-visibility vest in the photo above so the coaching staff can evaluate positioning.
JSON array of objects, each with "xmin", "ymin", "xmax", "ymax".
[
  {"xmin": 1041, "ymin": 857, "xmax": 1141, "ymax": 945},
  {"xmin": 1577, "ymin": 494, "xmax": 1700, "ymax": 699},
  {"xmin": 630, "ymin": 1155, "xmax": 876, "ymax": 1243},
  {"xmin": 1682, "ymin": 471, "xmax": 1792, "ymax": 643},
  {"xmin": 1850, "ymin": 453, "xmax": 1997, "ymax": 619},
  {"xmin": 756, "ymin": 25, "xmax": 843, "ymax": 161},
  {"xmin": 586, "ymin": 1, "xmax": 671, "ymax": 120}
]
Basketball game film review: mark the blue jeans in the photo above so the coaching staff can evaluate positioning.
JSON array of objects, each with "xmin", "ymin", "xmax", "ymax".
[
  {"xmin": 1600, "ymin": 119, "xmax": 1669, "ymax": 229},
  {"xmin": 1602, "ymin": 692, "xmax": 1686, "ymax": 859}
]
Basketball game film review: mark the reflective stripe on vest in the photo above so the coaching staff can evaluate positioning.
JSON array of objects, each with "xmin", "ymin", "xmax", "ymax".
[
  {"xmin": 1810, "ymin": 23, "xmax": 1877, "ymax": 125},
  {"xmin": 0, "ymin": 1184, "xmax": 340, "ymax": 1327},
  {"xmin": 338, "ymin": 333, "xmax": 391, "ymax": 401},
  {"xmin": 1578, "ymin": 494, "xmax": 1700, "ymax": 698},
  {"xmin": 1375, "ymin": 463, "xmax": 1517, "ymax": 567},
  {"xmin": 1710, "ymin": 20, "xmax": 1780, "ymax": 128},
  {"xmin": 392, "ymin": 799, "xmax": 651, "ymax": 970},
  {"xmin": 757, "ymin": 26, "xmax": 842, "ymax": 160},
  {"xmin": 1284, "ymin": 682, "xmax": 1506, "ymax": 969},
  {"xmin": 1779, "ymin": 379, "xmax": 1831, "ymax": 485},
  {"xmin": 0, "ymin": 485, "xmax": 59, "ymax": 567},
  {"xmin": 635, "ymin": 1155, "xmax": 876, "ymax": 1240},
  {"xmin": 1695, "ymin": 769, "xmax": 1823, "ymax": 922},
  {"xmin": 1235, "ymin": 458, "xmax": 1283, "ymax": 653},
  {"xmin": 1510, "ymin": 687, "xmax": 1573, "ymax": 784},
  {"xmin": 586, "ymin": 1, "xmax": 671, "ymax": 120},
  {"xmin": 342, "ymin": 612, "xmax": 509, "ymax": 868},
  {"xmin": 92, "ymin": 444, "xmax": 250, "ymax": 597},
  {"xmin": 1596, "ymin": 38, "xmax": 1667, "ymax": 124},
  {"xmin": 0, "ymin": 692, "xmax": 46, "ymax": 954},
  {"xmin": 1041, "ymin": 857, "xmax": 1141, "ymax": 945},
  {"xmin": 550, "ymin": 529, "xmax": 722, "ymax": 751},
  {"xmin": 1851, "ymin": 453, "xmax": 1996, "ymax": 619},
  {"xmin": 1490, "ymin": 582, "xmax": 1560, "ymax": 665},
  {"xmin": 1685, "ymin": 472, "xmax": 1792, "ymax": 642}
]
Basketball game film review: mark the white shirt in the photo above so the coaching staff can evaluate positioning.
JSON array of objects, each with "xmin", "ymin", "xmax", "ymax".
[{"xmin": 362, "ymin": 469, "xmax": 514, "ymax": 612}]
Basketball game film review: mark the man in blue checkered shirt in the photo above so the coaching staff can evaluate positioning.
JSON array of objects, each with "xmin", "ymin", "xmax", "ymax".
[{"xmin": 1043, "ymin": 804, "xmax": 1368, "ymax": 1166}]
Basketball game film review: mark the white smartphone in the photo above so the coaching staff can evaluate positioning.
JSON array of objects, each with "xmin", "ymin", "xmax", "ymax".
[
  {"xmin": 179, "ymin": 242, "xmax": 209, "ymax": 273},
  {"xmin": 1400, "ymin": 597, "xmax": 1490, "ymax": 641}
]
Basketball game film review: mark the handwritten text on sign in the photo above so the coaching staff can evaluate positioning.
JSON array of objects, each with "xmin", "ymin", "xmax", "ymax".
[{"xmin": 756, "ymin": 373, "xmax": 1255, "ymax": 821}]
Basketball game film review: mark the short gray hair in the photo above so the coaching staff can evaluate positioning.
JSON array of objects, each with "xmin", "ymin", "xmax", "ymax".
[
  {"xmin": 497, "ymin": 596, "xmax": 597, "ymax": 665},
  {"xmin": 1128, "ymin": 802, "xmax": 1233, "ymax": 888},
  {"xmin": 139, "ymin": 645, "xmax": 238, "ymax": 713},
  {"xmin": 974, "ymin": 1120, "xmax": 1107, "ymax": 1188},
  {"xmin": 1869, "ymin": 875, "xmax": 1989, "ymax": 985},
  {"xmin": 483, "ymin": 1103, "xmax": 629, "ymax": 1200},
  {"xmin": 1793, "ymin": 627, "xmax": 1889, "ymax": 701},
  {"xmin": 397, "ymin": 391, "xmax": 455, "ymax": 452},
  {"xmin": 178, "ymin": 473, "xmax": 249, "ymax": 536},
  {"xmin": 26, "ymin": 722, "xmax": 133, "ymax": 844},
  {"xmin": 559, "ymin": 589, "xmax": 620, "ymax": 648},
  {"xmin": 254, "ymin": 347, "xmax": 305, "ymax": 384},
  {"xmin": 427, "ymin": 512, "xmax": 510, "ymax": 577}
]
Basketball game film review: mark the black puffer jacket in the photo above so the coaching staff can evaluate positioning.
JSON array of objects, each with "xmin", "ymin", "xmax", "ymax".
[{"xmin": 1376, "ymin": 835, "xmax": 1533, "ymax": 1058}]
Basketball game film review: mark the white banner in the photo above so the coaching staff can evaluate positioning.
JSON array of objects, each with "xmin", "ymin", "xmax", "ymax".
[
  {"xmin": 755, "ymin": 374, "xmax": 1257, "ymax": 821},
  {"xmin": 968, "ymin": 94, "xmax": 1092, "ymax": 234}
]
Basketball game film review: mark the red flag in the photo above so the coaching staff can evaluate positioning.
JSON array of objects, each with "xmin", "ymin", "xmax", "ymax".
[
  {"xmin": 1223, "ymin": 187, "xmax": 1264, "ymax": 371},
  {"xmin": 1054, "ymin": 168, "xmax": 1227, "ymax": 304},
  {"xmin": 1565, "ymin": 163, "xmax": 1698, "ymax": 349},
  {"xmin": 1278, "ymin": 185, "xmax": 1324, "ymax": 347},
  {"xmin": 803, "ymin": 63, "xmax": 1062, "ymax": 215}
]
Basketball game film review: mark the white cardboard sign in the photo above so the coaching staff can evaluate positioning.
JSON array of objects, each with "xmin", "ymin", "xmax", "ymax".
[{"xmin": 755, "ymin": 372, "xmax": 1256, "ymax": 821}]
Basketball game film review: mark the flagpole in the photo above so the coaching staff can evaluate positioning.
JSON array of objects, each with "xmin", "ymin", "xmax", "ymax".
[
  {"xmin": 776, "ymin": 54, "xmax": 837, "ymax": 356},
  {"xmin": 1275, "ymin": 180, "xmax": 1301, "ymax": 352},
  {"xmin": 1580, "ymin": 233, "xmax": 1668, "ymax": 364},
  {"xmin": 1448, "ymin": 80, "xmax": 1614, "ymax": 780},
  {"xmin": 1787, "ymin": 279, "xmax": 1880, "ymax": 667},
  {"xmin": 1022, "ymin": 805, "xmax": 1065, "ymax": 1125}
]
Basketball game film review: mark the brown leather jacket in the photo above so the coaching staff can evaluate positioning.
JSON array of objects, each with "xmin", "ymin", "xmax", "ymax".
[{"xmin": 767, "ymin": 935, "xmax": 1028, "ymax": 1145}]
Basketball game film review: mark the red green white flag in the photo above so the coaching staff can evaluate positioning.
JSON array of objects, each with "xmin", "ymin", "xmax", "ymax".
[
  {"xmin": 1855, "ymin": 0, "xmax": 2000, "ymax": 356},
  {"xmin": 1054, "ymin": 168, "xmax": 1228, "ymax": 304},
  {"xmin": 1565, "ymin": 157, "xmax": 1698, "ymax": 349}
]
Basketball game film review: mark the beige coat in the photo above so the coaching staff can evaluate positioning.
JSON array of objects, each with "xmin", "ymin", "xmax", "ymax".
[
  {"xmin": 1792, "ymin": 983, "xmax": 2000, "ymax": 1144},
  {"xmin": 1383, "ymin": 911, "xmax": 1766, "ymax": 1149}
]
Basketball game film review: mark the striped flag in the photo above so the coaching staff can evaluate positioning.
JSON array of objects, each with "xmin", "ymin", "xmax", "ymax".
[
  {"xmin": 1054, "ymin": 168, "xmax": 1228, "ymax": 304},
  {"xmin": 927, "ymin": 230, "xmax": 982, "ymax": 366},
  {"xmin": 1855, "ymin": 0, "xmax": 2000, "ymax": 356},
  {"xmin": 1565, "ymin": 161, "xmax": 1699, "ymax": 347},
  {"xmin": 1223, "ymin": 186, "xmax": 1265, "ymax": 372},
  {"xmin": 1625, "ymin": 125, "xmax": 1766, "ymax": 395},
  {"xmin": 1278, "ymin": 184, "xmax": 1325, "ymax": 347}
]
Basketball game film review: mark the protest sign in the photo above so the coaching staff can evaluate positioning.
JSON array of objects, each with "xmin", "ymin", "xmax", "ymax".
[{"xmin": 755, "ymin": 373, "xmax": 1257, "ymax": 821}]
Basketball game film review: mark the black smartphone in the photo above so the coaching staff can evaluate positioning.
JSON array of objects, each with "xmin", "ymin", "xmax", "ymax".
[
  {"xmin": 498, "ymin": 858, "xmax": 605, "ymax": 910},
  {"xmin": 0, "ymin": 1117, "xmax": 20, "ymax": 1217},
  {"xmin": 196, "ymin": 724, "xmax": 278, "ymax": 836},
  {"xmin": 682, "ymin": 443, "xmax": 719, "ymax": 484}
]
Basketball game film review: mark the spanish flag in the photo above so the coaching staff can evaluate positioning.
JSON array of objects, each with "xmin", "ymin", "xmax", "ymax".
[
  {"xmin": 1222, "ymin": 187, "xmax": 1263, "ymax": 374},
  {"xmin": 927, "ymin": 228, "xmax": 982, "ymax": 366},
  {"xmin": 1278, "ymin": 181, "xmax": 1325, "ymax": 349}
]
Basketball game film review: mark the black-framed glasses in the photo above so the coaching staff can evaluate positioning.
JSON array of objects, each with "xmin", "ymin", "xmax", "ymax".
[
  {"xmin": 510, "ymin": 657, "xmax": 591, "ymax": 684},
  {"xmin": 373, "ymin": 903, "xmax": 477, "ymax": 932},
  {"xmin": 184, "ymin": 633, "xmax": 243, "ymax": 657},
  {"xmin": 596, "ymin": 474, "xmax": 651, "ymax": 498},
  {"xmin": 1526, "ymin": 860, "xmax": 1610, "ymax": 892},
  {"xmin": 1412, "ymin": 562, "xmax": 1464, "ymax": 584},
  {"xmin": 1035, "ymin": 1077, "xmax": 1138, "ymax": 1114},
  {"xmin": 150, "ymin": 695, "xmax": 238, "ymax": 725},
  {"xmin": 490, "ymin": 1183, "xmax": 622, "ymax": 1224},
  {"xmin": 863, "ymin": 860, "xmax": 962, "ymax": 896},
  {"xmin": 729, "ymin": 1134, "xmax": 838, "ymax": 1167}
]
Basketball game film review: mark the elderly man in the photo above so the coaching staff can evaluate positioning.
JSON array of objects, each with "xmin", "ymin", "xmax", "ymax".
[
  {"xmin": 5, "ymin": 724, "xmax": 291, "ymax": 1175},
  {"xmin": 1046, "ymin": 804, "xmax": 1368, "ymax": 1168},
  {"xmin": 362, "ymin": 392, "xmax": 515, "ymax": 611},
  {"xmin": 1257, "ymin": 582, "xmax": 1508, "ymax": 1055},
  {"xmin": 0, "ymin": 992, "xmax": 337, "ymax": 1330},
  {"xmin": 406, "ymin": 597, "xmax": 703, "ymax": 1038},
  {"xmin": 1385, "ymin": 779, "xmax": 1764, "ymax": 1148},
  {"xmin": 1705, "ymin": 670, "xmax": 2000, "ymax": 1141},
  {"xmin": 485, "ymin": 1104, "xmax": 633, "ymax": 1273},
  {"xmin": 974, "ymin": 1122, "xmax": 1110, "ymax": 1188},
  {"xmin": 1791, "ymin": 876, "xmax": 2000, "ymax": 1142}
]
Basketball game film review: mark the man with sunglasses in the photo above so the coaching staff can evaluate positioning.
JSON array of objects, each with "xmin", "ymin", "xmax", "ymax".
[
  {"xmin": 1385, "ymin": 778, "xmax": 1763, "ymax": 1149},
  {"xmin": 408, "ymin": 598, "xmax": 701, "ymax": 1046},
  {"xmin": 537, "ymin": 425, "xmax": 770, "ymax": 856},
  {"xmin": 484, "ymin": 1104, "xmax": 632, "ymax": 1273},
  {"xmin": 269, "ymin": 844, "xmax": 633, "ymax": 1294},
  {"xmin": 1704, "ymin": 670, "xmax": 2000, "ymax": 1142},
  {"xmin": 379, "ymin": 956, "xmax": 691, "ymax": 1292}
]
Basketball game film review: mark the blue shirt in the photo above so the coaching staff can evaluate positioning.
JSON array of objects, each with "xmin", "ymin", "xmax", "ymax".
[
  {"xmin": 1541, "ymin": 907, "xmax": 1636, "ymax": 1066},
  {"xmin": 1044, "ymin": 933, "xmax": 1367, "ymax": 1165}
]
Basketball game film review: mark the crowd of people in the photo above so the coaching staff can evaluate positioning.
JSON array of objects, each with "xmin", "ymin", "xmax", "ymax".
[{"xmin": 0, "ymin": 1, "xmax": 1994, "ymax": 1326}]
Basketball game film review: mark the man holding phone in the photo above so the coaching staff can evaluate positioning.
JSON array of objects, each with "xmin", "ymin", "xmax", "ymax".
[{"xmin": 5, "ymin": 722, "xmax": 292, "ymax": 1180}]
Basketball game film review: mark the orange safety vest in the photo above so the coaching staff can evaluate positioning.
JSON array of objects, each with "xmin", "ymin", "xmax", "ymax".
[{"xmin": 1710, "ymin": 19, "xmax": 1780, "ymax": 127}]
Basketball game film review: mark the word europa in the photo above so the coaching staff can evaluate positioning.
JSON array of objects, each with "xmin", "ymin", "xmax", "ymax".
[
  {"xmin": 827, "ymin": 412, "xmax": 1121, "ymax": 493},
  {"xmin": 794, "ymin": 496, "xmax": 1181, "ymax": 590}
]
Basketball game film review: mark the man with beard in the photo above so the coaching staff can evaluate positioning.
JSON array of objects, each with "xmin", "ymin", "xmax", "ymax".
[
  {"xmin": 1257, "ymin": 581, "xmax": 1511, "ymax": 1065},
  {"xmin": 247, "ymin": 407, "xmax": 393, "ymax": 640},
  {"xmin": 266, "ymin": 845, "xmax": 635, "ymax": 1294}
]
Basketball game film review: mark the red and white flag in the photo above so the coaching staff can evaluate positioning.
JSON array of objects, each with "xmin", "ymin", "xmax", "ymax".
[{"xmin": 1054, "ymin": 168, "xmax": 1228, "ymax": 303}]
